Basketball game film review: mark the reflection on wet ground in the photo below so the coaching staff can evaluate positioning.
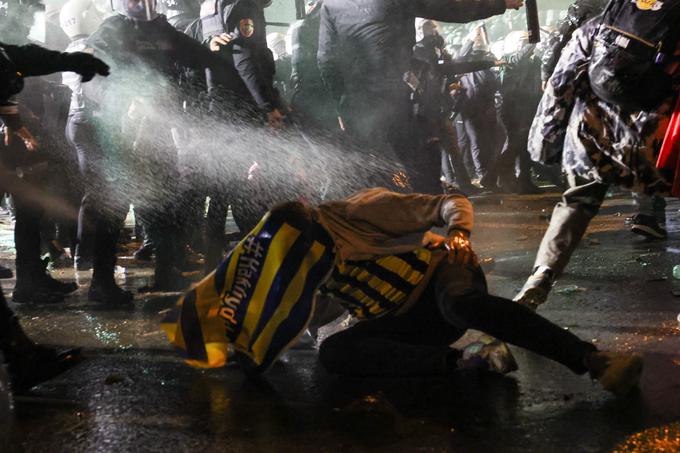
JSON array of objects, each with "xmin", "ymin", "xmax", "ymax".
[{"xmin": 1, "ymin": 191, "xmax": 680, "ymax": 452}]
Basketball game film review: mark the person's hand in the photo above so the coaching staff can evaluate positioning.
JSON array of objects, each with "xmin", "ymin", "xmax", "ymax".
[
  {"xmin": 3, "ymin": 125, "xmax": 38, "ymax": 151},
  {"xmin": 67, "ymin": 52, "xmax": 110, "ymax": 82},
  {"xmin": 267, "ymin": 108, "xmax": 285, "ymax": 129},
  {"xmin": 448, "ymin": 82, "xmax": 463, "ymax": 97},
  {"xmin": 210, "ymin": 33, "xmax": 233, "ymax": 52},
  {"xmin": 421, "ymin": 230, "xmax": 478, "ymax": 267},
  {"xmin": 495, "ymin": 59, "xmax": 508, "ymax": 66},
  {"xmin": 505, "ymin": 0, "xmax": 524, "ymax": 9}
]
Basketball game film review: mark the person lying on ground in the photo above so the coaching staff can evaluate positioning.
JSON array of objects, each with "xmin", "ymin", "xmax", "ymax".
[{"xmin": 163, "ymin": 187, "xmax": 643, "ymax": 395}]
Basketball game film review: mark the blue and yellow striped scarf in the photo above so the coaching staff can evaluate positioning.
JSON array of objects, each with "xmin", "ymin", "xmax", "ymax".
[
  {"xmin": 162, "ymin": 210, "xmax": 335, "ymax": 373},
  {"xmin": 319, "ymin": 248, "xmax": 432, "ymax": 319}
]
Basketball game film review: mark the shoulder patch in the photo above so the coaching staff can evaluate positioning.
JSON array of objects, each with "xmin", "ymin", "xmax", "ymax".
[
  {"xmin": 632, "ymin": 0, "xmax": 664, "ymax": 11},
  {"xmin": 239, "ymin": 18, "xmax": 255, "ymax": 38}
]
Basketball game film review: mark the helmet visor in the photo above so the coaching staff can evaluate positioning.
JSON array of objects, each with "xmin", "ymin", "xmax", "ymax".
[{"xmin": 123, "ymin": 0, "xmax": 157, "ymax": 21}]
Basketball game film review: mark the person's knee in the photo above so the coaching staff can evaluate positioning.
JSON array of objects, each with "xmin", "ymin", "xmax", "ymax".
[
  {"xmin": 435, "ymin": 262, "xmax": 487, "ymax": 299},
  {"xmin": 438, "ymin": 291, "xmax": 486, "ymax": 330}
]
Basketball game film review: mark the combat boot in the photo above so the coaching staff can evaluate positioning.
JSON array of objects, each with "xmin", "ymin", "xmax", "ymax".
[
  {"xmin": 88, "ymin": 280, "xmax": 133, "ymax": 306},
  {"xmin": 0, "ymin": 316, "xmax": 81, "ymax": 393}
]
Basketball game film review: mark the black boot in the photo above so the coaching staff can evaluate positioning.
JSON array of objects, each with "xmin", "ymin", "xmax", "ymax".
[
  {"xmin": 88, "ymin": 279, "xmax": 133, "ymax": 306},
  {"xmin": 0, "ymin": 264, "xmax": 12, "ymax": 279},
  {"xmin": 0, "ymin": 316, "xmax": 81, "ymax": 393},
  {"xmin": 133, "ymin": 241, "xmax": 154, "ymax": 261},
  {"xmin": 12, "ymin": 270, "xmax": 78, "ymax": 304}
]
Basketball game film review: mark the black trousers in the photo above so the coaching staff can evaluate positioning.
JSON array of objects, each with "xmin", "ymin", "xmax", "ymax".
[
  {"xmin": 319, "ymin": 261, "xmax": 595, "ymax": 377},
  {"xmin": 0, "ymin": 290, "xmax": 15, "ymax": 339},
  {"xmin": 67, "ymin": 112, "xmax": 128, "ymax": 284},
  {"xmin": 0, "ymin": 138, "xmax": 49, "ymax": 286}
]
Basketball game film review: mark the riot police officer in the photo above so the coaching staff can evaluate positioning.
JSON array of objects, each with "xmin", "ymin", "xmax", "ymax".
[
  {"xmin": 60, "ymin": 0, "xmax": 106, "ymax": 272},
  {"xmin": 198, "ymin": 0, "xmax": 283, "ymax": 268},
  {"xmin": 288, "ymin": 0, "xmax": 336, "ymax": 131},
  {"xmin": 83, "ymin": 0, "xmax": 217, "ymax": 296},
  {"xmin": 201, "ymin": 0, "xmax": 283, "ymax": 125},
  {"xmin": 0, "ymin": 40, "xmax": 108, "ymax": 390},
  {"xmin": 1, "ymin": 0, "xmax": 104, "ymax": 304}
]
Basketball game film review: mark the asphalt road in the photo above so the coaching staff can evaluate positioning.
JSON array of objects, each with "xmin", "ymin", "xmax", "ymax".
[{"xmin": 1, "ymin": 190, "xmax": 679, "ymax": 452}]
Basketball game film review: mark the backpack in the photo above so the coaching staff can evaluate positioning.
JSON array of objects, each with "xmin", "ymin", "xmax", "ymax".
[{"xmin": 588, "ymin": 0, "xmax": 680, "ymax": 110}]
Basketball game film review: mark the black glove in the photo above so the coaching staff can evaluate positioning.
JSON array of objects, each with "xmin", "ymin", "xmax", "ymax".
[{"xmin": 65, "ymin": 52, "xmax": 110, "ymax": 82}]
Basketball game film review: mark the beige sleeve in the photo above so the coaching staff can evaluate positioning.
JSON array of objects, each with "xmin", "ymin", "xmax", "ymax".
[{"xmin": 341, "ymin": 188, "xmax": 474, "ymax": 236}]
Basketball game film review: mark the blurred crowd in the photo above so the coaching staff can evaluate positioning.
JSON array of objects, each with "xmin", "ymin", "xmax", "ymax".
[{"xmin": 0, "ymin": 0, "xmax": 580, "ymax": 306}]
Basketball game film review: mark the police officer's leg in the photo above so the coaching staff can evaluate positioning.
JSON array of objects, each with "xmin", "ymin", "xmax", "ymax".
[
  {"xmin": 12, "ymin": 185, "xmax": 45, "ymax": 289},
  {"xmin": 0, "ymin": 288, "xmax": 80, "ymax": 390},
  {"xmin": 205, "ymin": 191, "xmax": 230, "ymax": 271},
  {"xmin": 146, "ymin": 198, "xmax": 185, "ymax": 291},
  {"xmin": 68, "ymin": 111, "xmax": 99, "ymax": 268},
  {"xmin": 89, "ymin": 193, "xmax": 132, "ymax": 305},
  {"xmin": 318, "ymin": 282, "xmax": 466, "ymax": 377}
]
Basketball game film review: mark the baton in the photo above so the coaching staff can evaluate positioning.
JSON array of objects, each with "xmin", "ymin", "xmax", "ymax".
[{"xmin": 525, "ymin": 0, "xmax": 541, "ymax": 44}]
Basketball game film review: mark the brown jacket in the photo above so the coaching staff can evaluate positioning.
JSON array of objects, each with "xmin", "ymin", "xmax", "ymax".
[
  {"xmin": 314, "ymin": 188, "xmax": 474, "ymax": 311},
  {"xmin": 315, "ymin": 187, "xmax": 474, "ymax": 261}
]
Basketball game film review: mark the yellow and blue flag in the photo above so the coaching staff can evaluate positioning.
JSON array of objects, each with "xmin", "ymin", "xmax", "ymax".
[{"xmin": 162, "ymin": 210, "xmax": 335, "ymax": 373}]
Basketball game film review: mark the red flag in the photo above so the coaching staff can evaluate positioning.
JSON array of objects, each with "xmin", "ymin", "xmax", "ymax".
[{"xmin": 656, "ymin": 95, "xmax": 680, "ymax": 196}]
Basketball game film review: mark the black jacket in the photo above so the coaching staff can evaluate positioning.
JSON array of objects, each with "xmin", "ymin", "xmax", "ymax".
[
  {"xmin": 84, "ymin": 14, "xmax": 216, "ymax": 114},
  {"xmin": 201, "ymin": 0, "xmax": 277, "ymax": 111},
  {"xmin": 500, "ymin": 43, "xmax": 542, "ymax": 122},
  {"xmin": 1, "ymin": 42, "xmax": 87, "ymax": 128},
  {"xmin": 290, "ymin": 5, "xmax": 323, "ymax": 95},
  {"xmin": 317, "ymin": 0, "xmax": 506, "ymax": 102}
]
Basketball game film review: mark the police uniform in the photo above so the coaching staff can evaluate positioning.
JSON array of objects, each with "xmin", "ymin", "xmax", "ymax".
[
  {"xmin": 0, "ymin": 42, "xmax": 107, "ymax": 303},
  {"xmin": 200, "ymin": 0, "xmax": 278, "ymax": 112},
  {"xmin": 84, "ymin": 14, "xmax": 216, "ymax": 293},
  {"xmin": 0, "ymin": 42, "xmax": 105, "ymax": 388},
  {"xmin": 496, "ymin": 43, "xmax": 542, "ymax": 193},
  {"xmin": 198, "ymin": 0, "xmax": 280, "ymax": 269},
  {"xmin": 288, "ymin": 2, "xmax": 337, "ymax": 131}
]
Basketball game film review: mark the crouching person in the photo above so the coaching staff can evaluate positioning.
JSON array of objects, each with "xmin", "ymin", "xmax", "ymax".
[{"xmin": 163, "ymin": 188, "xmax": 642, "ymax": 395}]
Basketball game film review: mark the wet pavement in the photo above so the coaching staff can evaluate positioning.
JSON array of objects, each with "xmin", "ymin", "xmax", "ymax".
[{"xmin": 2, "ymin": 190, "xmax": 680, "ymax": 452}]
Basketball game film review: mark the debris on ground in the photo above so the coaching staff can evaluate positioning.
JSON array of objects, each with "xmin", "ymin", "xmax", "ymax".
[
  {"xmin": 673, "ymin": 265, "xmax": 680, "ymax": 280},
  {"xmin": 555, "ymin": 285, "xmax": 586, "ymax": 295}
]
